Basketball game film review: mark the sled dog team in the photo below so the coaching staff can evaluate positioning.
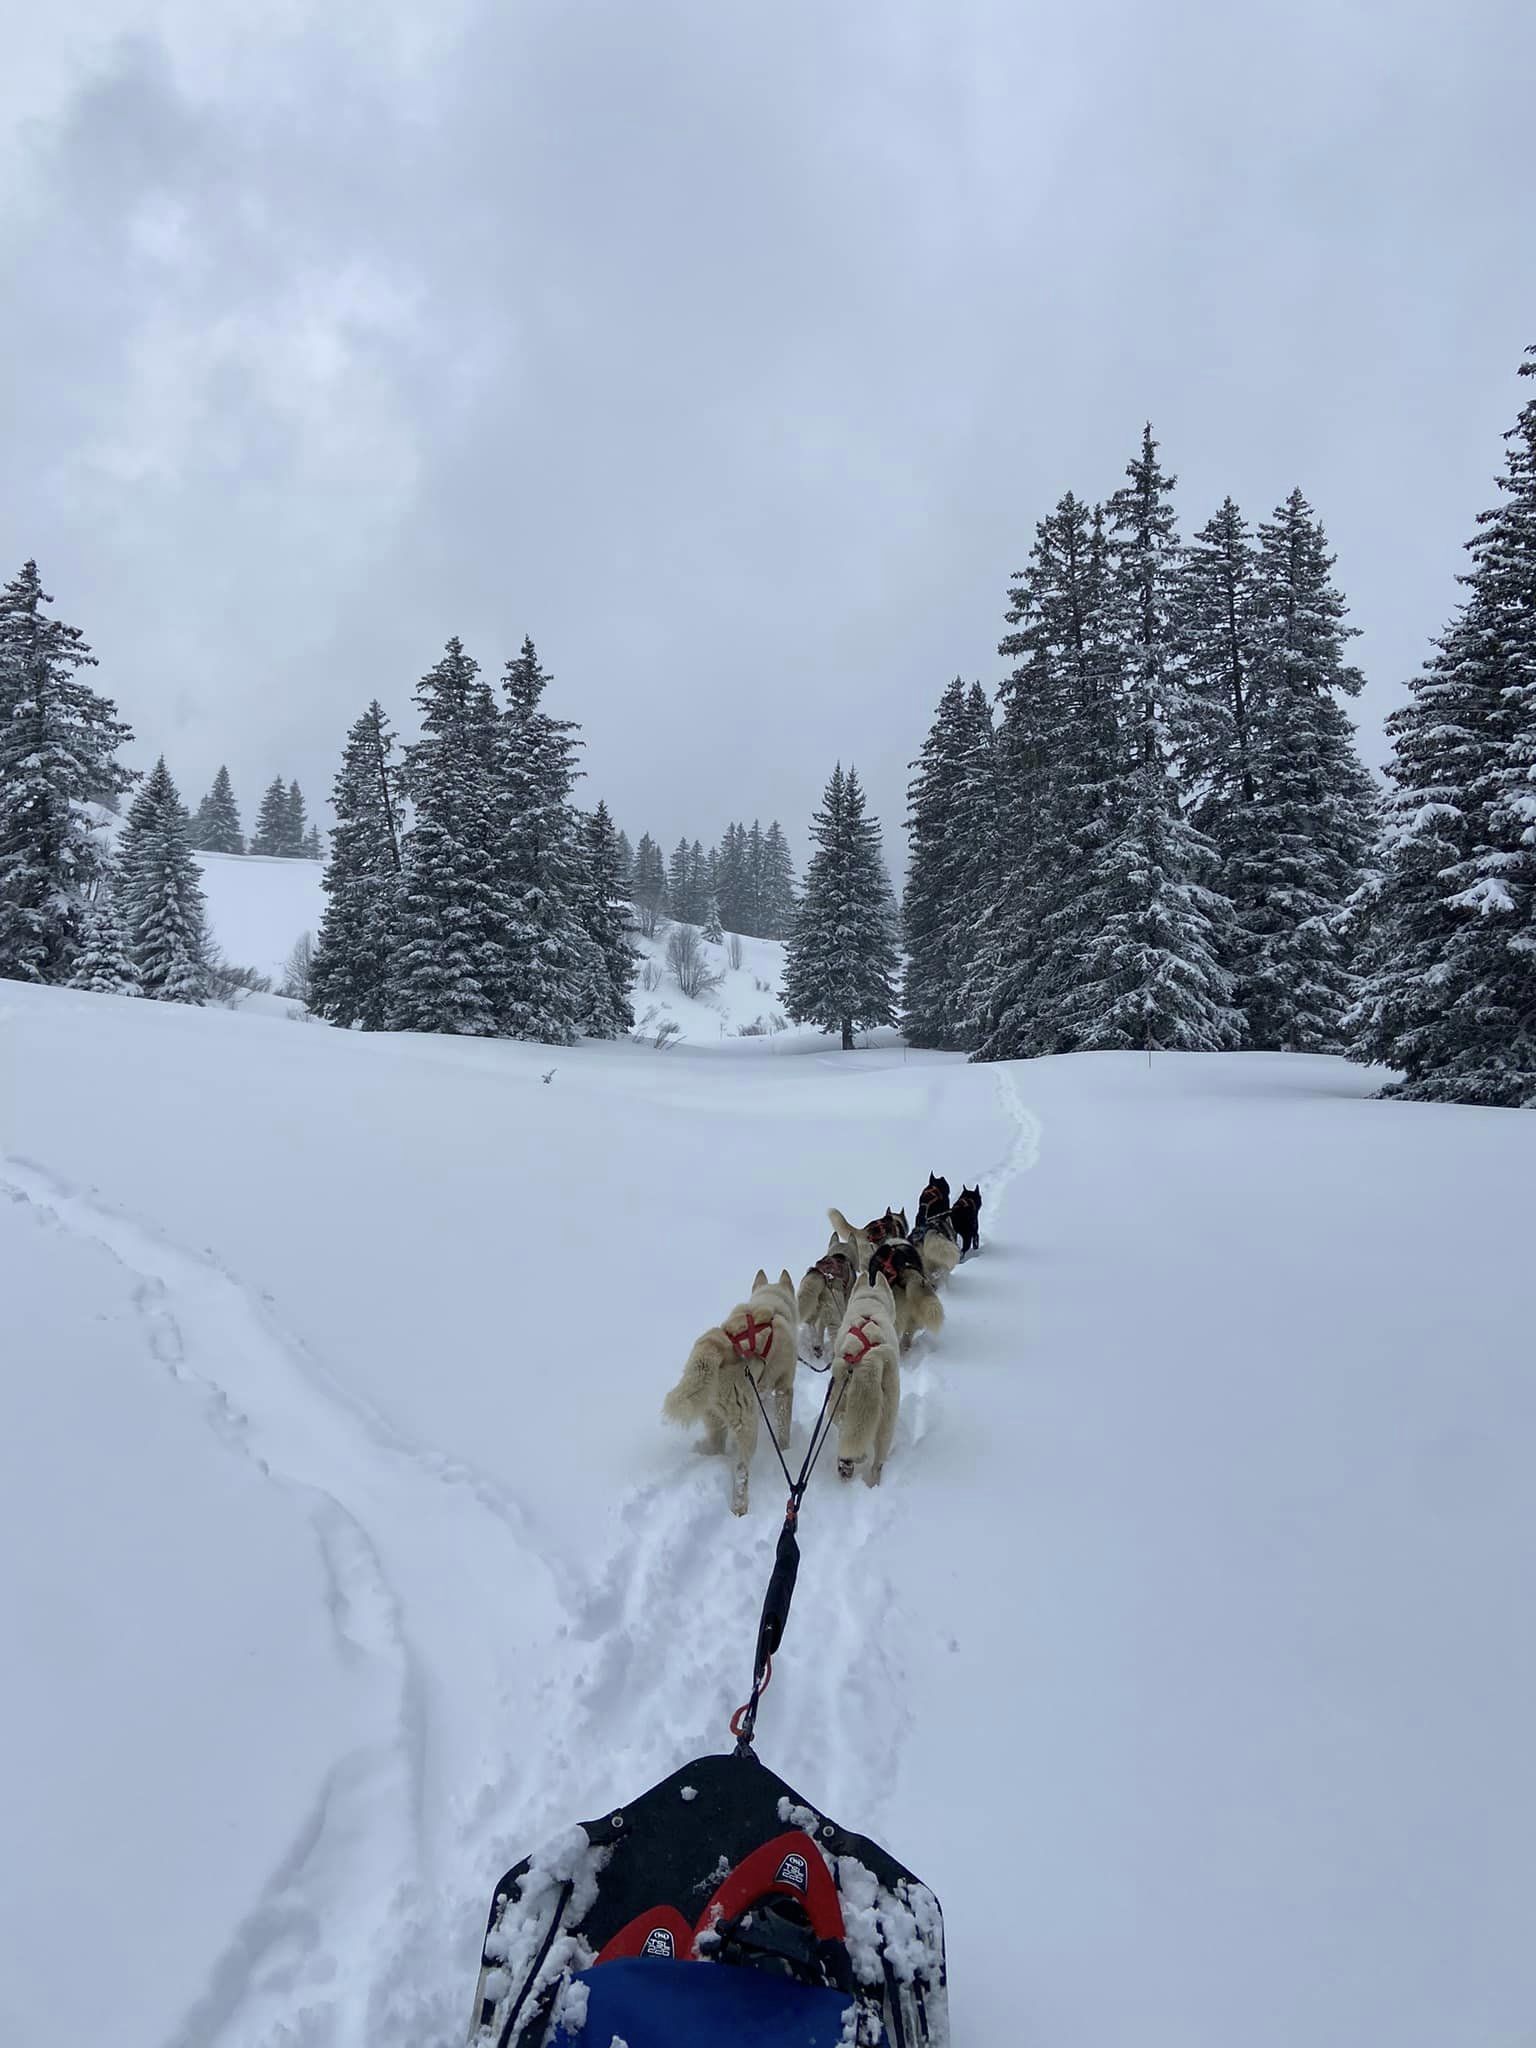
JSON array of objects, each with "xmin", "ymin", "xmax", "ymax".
[{"xmin": 663, "ymin": 1174, "xmax": 983, "ymax": 1515}]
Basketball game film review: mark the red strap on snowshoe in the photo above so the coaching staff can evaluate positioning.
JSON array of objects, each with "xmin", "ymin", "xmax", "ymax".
[{"xmin": 594, "ymin": 1904, "xmax": 697, "ymax": 1966}]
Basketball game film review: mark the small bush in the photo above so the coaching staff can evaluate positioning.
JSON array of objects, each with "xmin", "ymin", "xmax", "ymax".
[
  {"xmin": 727, "ymin": 933, "xmax": 744, "ymax": 971},
  {"xmin": 666, "ymin": 923, "xmax": 724, "ymax": 1002}
]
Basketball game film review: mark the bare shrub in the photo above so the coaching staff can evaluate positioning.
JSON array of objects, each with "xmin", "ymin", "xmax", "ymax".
[
  {"xmin": 653, "ymin": 1017, "xmax": 681, "ymax": 1050},
  {"xmin": 634, "ymin": 898, "xmax": 665, "ymax": 939},
  {"xmin": 736, "ymin": 1011, "xmax": 790, "ymax": 1038},
  {"xmin": 727, "ymin": 933, "xmax": 744, "ymax": 971},
  {"xmin": 639, "ymin": 958, "xmax": 662, "ymax": 992},
  {"xmin": 206, "ymin": 956, "xmax": 273, "ymax": 1007},
  {"xmin": 666, "ymin": 923, "xmax": 724, "ymax": 1002},
  {"xmin": 279, "ymin": 932, "xmax": 316, "ymax": 1004}
]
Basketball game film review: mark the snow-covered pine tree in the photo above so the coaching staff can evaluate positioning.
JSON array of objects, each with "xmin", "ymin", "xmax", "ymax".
[
  {"xmin": 632, "ymin": 832, "xmax": 667, "ymax": 932},
  {"xmin": 191, "ymin": 765, "xmax": 245, "ymax": 854},
  {"xmin": 283, "ymin": 780, "xmax": 309, "ymax": 857},
  {"xmin": 389, "ymin": 639, "xmax": 509, "ymax": 1035},
  {"xmin": 1175, "ymin": 498, "xmax": 1263, "ymax": 833},
  {"xmin": 575, "ymin": 800, "xmax": 637, "ymax": 1036},
  {"xmin": 666, "ymin": 838, "xmax": 695, "ymax": 925},
  {"xmin": 688, "ymin": 839, "xmax": 709, "ymax": 924},
  {"xmin": 301, "ymin": 824, "xmax": 321, "ymax": 859},
  {"xmin": 0, "ymin": 561, "xmax": 135, "ymax": 983},
  {"xmin": 1353, "ymin": 351, "xmax": 1536, "ymax": 1103},
  {"xmin": 118, "ymin": 756, "xmax": 209, "ymax": 1002},
  {"xmin": 614, "ymin": 828, "xmax": 634, "ymax": 892},
  {"xmin": 745, "ymin": 820, "xmax": 768, "ymax": 935},
  {"xmin": 1062, "ymin": 429, "xmax": 1241, "ymax": 1052},
  {"xmin": 782, "ymin": 763, "xmax": 899, "ymax": 1050},
  {"xmin": 702, "ymin": 895, "xmax": 724, "ymax": 945},
  {"xmin": 67, "ymin": 881, "xmax": 141, "ymax": 996},
  {"xmin": 495, "ymin": 636, "xmax": 597, "ymax": 1043},
  {"xmin": 903, "ymin": 678, "xmax": 975, "ymax": 1048},
  {"xmin": 310, "ymin": 700, "xmax": 404, "ymax": 1029},
  {"xmin": 250, "ymin": 777, "xmax": 290, "ymax": 856},
  {"xmin": 713, "ymin": 822, "xmax": 749, "ymax": 933},
  {"xmin": 1235, "ymin": 491, "xmax": 1378, "ymax": 1050},
  {"xmin": 760, "ymin": 821, "xmax": 797, "ymax": 938},
  {"xmin": 972, "ymin": 491, "xmax": 1119, "ymax": 1059}
]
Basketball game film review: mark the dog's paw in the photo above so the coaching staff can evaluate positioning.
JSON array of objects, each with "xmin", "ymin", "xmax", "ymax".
[{"xmin": 837, "ymin": 1458, "xmax": 857, "ymax": 1482}]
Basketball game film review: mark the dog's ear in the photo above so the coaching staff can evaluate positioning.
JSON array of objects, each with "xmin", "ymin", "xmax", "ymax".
[
  {"xmin": 753, "ymin": 1267, "xmax": 767, "ymax": 1292},
  {"xmin": 779, "ymin": 1268, "xmax": 793, "ymax": 1292},
  {"xmin": 874, "ymin": 1273, "xmax": 894, "ymax": 1306}
]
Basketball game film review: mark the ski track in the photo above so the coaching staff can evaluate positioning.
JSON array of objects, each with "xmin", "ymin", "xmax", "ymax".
[
  {"xmin": 1, "ymin": 1065, "xmax": 1044, "ymax": 2048},
  {"xmin": 0, "ymin": 1154, "xmax": 560, "ymax": 2048}
]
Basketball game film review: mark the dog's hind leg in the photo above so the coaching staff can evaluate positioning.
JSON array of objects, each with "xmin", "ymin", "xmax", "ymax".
[
  {"xmin": 695, "ymin": 1416, "xmax": 727, "ymax": 1456},
  {"xmin": 868, "ymin": 1358, "xmax": 900, "ymax": 1486}
]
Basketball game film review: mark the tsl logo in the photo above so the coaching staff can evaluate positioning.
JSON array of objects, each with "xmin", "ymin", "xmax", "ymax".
[{"xmin": 775, "ymin": 1852, "xmax": 809, "ymax": 1892}]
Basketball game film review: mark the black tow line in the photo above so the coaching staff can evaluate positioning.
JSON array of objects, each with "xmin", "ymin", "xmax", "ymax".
[{"xmin": 729, "ymin": 1358, "xmax": 850, "ymax": 1756}]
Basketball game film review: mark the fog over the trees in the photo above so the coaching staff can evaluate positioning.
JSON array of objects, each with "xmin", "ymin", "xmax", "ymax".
[{"xmin": 4, "ymin": 0, "xmax": 1534, "ymax": 852}]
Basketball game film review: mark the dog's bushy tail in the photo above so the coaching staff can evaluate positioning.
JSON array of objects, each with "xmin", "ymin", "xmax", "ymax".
[{"xmin": 663, "ymin": 1331, "xmax": 730, "ymax": 1425}]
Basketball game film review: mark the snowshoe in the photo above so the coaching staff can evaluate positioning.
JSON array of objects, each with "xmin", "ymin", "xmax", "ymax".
[{"xmin": 468, "ymin": 1748, "xmax": 948, "ymax": 2047}]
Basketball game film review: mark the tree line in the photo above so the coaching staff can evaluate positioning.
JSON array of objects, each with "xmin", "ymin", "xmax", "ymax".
[
  {"xmin": 186, "ymin": 766, "xmax": 321, "ymax": 857},
  {"xmin": 627, "ymin": 820, "xmax": 797, "ymax": 939}
]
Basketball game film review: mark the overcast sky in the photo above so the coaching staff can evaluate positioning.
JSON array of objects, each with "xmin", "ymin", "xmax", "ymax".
[{"xmin": 4, "ymin": 0, "xmax": 1534, "ymax": 867}]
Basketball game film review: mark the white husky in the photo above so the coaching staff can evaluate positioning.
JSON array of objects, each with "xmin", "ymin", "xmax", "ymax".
[
  {"xmin": 663, "ymin": 1269, "xmax": 799, "ymax": 1515},
  {"xmin": 797, "ymin": 1240, "xmax": 857, "ymax": 1357},
  {"xmin": 829, "ymin": 1273, "xmax": 901, "ymax": 1487}
]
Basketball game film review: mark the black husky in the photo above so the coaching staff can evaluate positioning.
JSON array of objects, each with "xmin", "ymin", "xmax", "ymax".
[{"xmin": 949, "ymin": 1183, "xmax": 983, "ymax": 1257}]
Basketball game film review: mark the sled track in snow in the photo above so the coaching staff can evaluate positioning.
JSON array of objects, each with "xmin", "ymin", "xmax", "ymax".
[
  {"xmin": 0, "ymin": 1155, "xmax": 561, "ymax": 2048},
  {"xmin": 497, "ymin": 1063, "xmax": 1045, "ymax": 1892}
]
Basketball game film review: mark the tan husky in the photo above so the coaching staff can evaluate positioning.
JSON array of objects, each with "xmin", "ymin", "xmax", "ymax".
[
  {"xmin": 797, "ymin": 1241, "xmax": 857, "ymax": 1357},
  {"xmin": 663, "ymin": 1269, "xmax": 798, "ymax": 1515},
  {"xmin": 829, "ymin": 1273, "xmax": 901, "ymax": 1487}
]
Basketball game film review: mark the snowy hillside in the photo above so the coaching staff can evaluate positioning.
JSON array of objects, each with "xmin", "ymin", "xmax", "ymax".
[
  {"xmin": 3, "ymin": 985, "xmax": 1533, "ymax": 2048},
  {"xmin": 197, "ymin": 850, "xmax": 326, "ymax": 988},
  {"xmin": 192, "ymin": 849, "xmax": 789, "ymax": 1040}
]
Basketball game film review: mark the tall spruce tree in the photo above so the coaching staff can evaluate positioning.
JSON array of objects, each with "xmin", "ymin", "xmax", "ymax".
[
  {"xmin": 496, "ymin": 636, "xmax": 596, "ymax": 1043},
  {"xmin": 389, "ymin": 639, "xmax": 508, "ymax": 1035},
  {"xmin": 0, "ymin": 561, "xmax": 135, "ymax": 983},
  {"xmin": 251, "ymin": 777, "xmax": 290, "ymax": 856},
  {"xmin": 973, "ymin": 491, "xmax": 1119, "ymax": 1058},
  {"xmin": 1353, "ymin": 351, "xmax": 1536, "ymax": 1103},
  {"xmin": 118, "ymin": 757, "xmax": 209, "ymax": 1002},
  {"xmin": 632, "ymin": 832, "xmax": 667, "ymax": 927},
  {"xmin": 310, "ymin": 700, "xmax": 404, "ymax": 1029},
  {"xmin": 760, "ymin": 821, "xmax": 797, "ymax": 937},
  {"xmin": 1235, "ymin": 491, "xmax": 1377, "ymax": 1050},
  {"xmin": 191, "ymin": 765, "xmax": 245, "ymax": 854},
  {"xmin": 782, "ymin": 764, "xmax": 899, "ymax": 1050},
  {"xmin": 614, "ymin": 828, "xmax": 635, "ymax": 892},
  {"xmin": 714, "ymin": 822, "xmax": 750, "ymax": 932},
  {"xmin": 575, "ymin": 801, "xmax": 637, "ymax": 1037},
  {"xmin": 284, "ymin": 780, "xmax": 309, "ymax": 857},
  {"xmin": 667, "ymin": 837, "xmax": 697, "ymax": 924},
  {"xmin": 1062, "ymin": 428, "xmax": 1241, "ymax": 1052},
  {"xmin": 903, "ymin": 678, "xmax": 975, "ymax": 1048}
]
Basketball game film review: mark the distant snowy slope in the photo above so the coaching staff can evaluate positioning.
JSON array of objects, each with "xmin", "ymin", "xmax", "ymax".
[
  {"xmin": 192, "ymin": 842, "xmax": 788, "ymax": 1039},
  {"xmin": 196, "ymin": 851, "xmax": 325, "ymax": 985},
  {"xmin": 4, "ymin": 986, "xmax": 1532, "ymax": 2048}
]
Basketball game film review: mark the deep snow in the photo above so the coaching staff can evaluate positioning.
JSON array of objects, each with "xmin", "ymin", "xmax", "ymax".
[{"xmin": 2, "ymin": 978, "xmax": 1533, "ymax": 2048}]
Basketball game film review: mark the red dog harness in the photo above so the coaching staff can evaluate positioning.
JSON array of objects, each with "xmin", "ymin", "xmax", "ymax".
[
  {"xmin": 842, "ymin": 1317, "xmax": 878, "ymax": 1367},
  {"xmin": 727, "ymin": 1311, "xmax": 775, "ymax": 1362}
]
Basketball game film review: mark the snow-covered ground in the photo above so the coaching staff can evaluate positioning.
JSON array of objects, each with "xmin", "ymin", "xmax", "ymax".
[
  {"xmin": 197, "ymin": 851, "xmax": 325, "ymax": 988},
  {"xmin": 2, "ymin": 977, "xmax": 1534, "ymax": 2048}
]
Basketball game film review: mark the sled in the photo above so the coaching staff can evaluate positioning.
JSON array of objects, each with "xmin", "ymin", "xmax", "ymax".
[{"xmin": 468, "ymin": 1748, "xmax": 948, "ymax": 2047}]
